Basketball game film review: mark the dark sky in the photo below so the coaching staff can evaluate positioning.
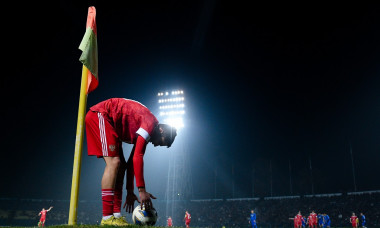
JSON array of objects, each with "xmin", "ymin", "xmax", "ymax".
[{"xmin": 2, "ymin": 1, "xmax": 380, "ymax": 201}]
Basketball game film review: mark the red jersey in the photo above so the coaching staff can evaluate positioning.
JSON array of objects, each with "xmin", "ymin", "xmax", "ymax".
[
  {"xmin": 185, "ymin": 212, "xmax": 191, "ymax": 222},
  {"xmin": 40, "ymin": 210, "xmax": 47, "ymax": 220},
  {"xmin": 311, "ymin": 213, "xmax": 317, "ymax": 224},
  {"xmin": 351, "ymin": 216, "xmax": 358, "ymax": 224},
  {"xmin": 90, "ymin": 98, "xmax": 158, "ymax": 143},
  {"xmin": 296, "ymin": 214, "xmax": 303, "ymax": 223},
  {"xmin": 167, "ymin": 218, "xmax": 173, "ymax": 227},
  {"xmin": 308, "ymin": 215, "xmax": 312, "ymax": 224}
]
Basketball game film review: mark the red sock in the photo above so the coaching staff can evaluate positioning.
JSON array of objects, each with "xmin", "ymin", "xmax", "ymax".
[
  {"xmin": 102, "ymin": 189, "xmax": 114, "ymax": 217},
  {"xmin": 113, "ymin": 188, "xmax": 122, "ymax": 214}
]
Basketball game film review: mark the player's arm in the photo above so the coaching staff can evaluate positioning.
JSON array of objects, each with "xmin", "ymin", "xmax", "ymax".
[
  {"xmin": 133, "ymin": 135, "xmax": 156, "ymax": 209},
  {"xmin": 47, "ymin": 206, "xmax": 53, "ymax": 212},
  {"xmin": 123, "ymin": 144, "xmax": 140, "ymax": 213}
]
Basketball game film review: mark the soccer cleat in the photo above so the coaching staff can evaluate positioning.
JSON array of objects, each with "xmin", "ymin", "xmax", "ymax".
[
  {"xmin": 101, "ymin": 215, "xmax": 115, "ymax": 226},
  {"xmin": 113, "ymin": 216, "xmax": 129, "ymax": 226}
]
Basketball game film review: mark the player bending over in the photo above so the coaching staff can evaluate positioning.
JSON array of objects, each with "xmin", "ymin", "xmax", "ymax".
[
  {"xmin": 38, "ymin": 206, "xmax": 53, "ymax": 227},
  {"xmin": 85, "ymin": 98, "xmax": 177, "ymax": 226}
]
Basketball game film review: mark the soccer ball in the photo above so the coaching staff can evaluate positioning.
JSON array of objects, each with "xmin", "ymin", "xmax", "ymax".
[{"xmin": 132, "ymin": 205, "xmax": 158, "ymax": 226}]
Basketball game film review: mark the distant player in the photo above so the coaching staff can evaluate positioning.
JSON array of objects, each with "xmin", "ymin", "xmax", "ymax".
[
  {"xmin": 290, "ymin": 211, "xmax": 302, "ymax": 228},
  {"xmin": 167, "ymin": 216, "xmax": 173, "ymax": 227},
  {"xmin": 307, "ymin": 214, "xmax": 313, "ymax": 228},
  {"xmin": 360, "ymin": 213, "xmax": 366, "ymax": 228},
  {"xmin": 249, "ymin": 210, "xmax": 257, "ymax": 228},
  {"xmin": 323, "ymin": 213, "xmax": 330, "ymax": 228},
  {"xmin": 350, "ymin": 213, "xmax": 358, "ymax": 228},
  {"xmin": 296, "ymin": 211, "xmax": 303, "ymax": 228},
  {"xmin": 318, "ymin": 214, "xmax": 324, "ymax": 228},
  {"xmin": 85, "ymin": 98, "xmax": 177, "ymax": 225},
  {"xmin": 310, "ymin": 211, "xmax": 317, "ymax": 228},
  {"xmin": 289, "ymin": 215, "xmax": 298, "ymax": 228},
  {"xmin": 38, "ymin": 206, "xmax": 53, "ymax": 227},
  {"xmin": 184, "ymin": 211, "xmax": 191, "ymax": 228},
  {"xmin": 303, "ymin": 216, "xmax": 307, "ymax": 228}
]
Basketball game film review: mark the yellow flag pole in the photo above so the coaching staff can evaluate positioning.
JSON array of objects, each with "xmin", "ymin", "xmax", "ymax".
[{"xmin": 68, "ymin": 65, "xmax": 89, "ymax": 225}]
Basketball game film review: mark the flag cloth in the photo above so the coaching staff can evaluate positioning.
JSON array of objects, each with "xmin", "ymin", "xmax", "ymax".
[{"xmin": 79, "ymin": 6, "xmax": 98, "ymax": 94}]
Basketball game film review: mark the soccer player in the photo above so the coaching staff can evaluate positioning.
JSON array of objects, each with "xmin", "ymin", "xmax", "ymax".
[
  {"xmin": 323, "ymin": 213, "xmax": 330, "ymax": 228},
  {"xmin": 85, "ymin": 98, "xmax": 177, "ymax": 226},
  {"xmin": 38, "ymin": 206, "xmax": 53, "ymax": 227},
  {"xmin": 360, "ymin": 213, "xmax": 366, "ymax": 228},
  {"xmin": 317, "ymin": 213, "xmax": 324, "ymax": 228},
  {"xmin": 184, "ymin": 211, "xmax": 191, "ymax": 228},
  {"xmin": 167, "ymin": 216, "xmax": 173, "ymax": 227},
  {"xmin": 302, "ymin": 216, "xmax": 307, "ymax": 228},
  {"xmin": 350, "ymin": 213, "xmax": 358, "ymax": 228},
  {"xmin": 289, "ymin": 215, "xmax": 297, "ymax": 228},
  {"xmin": 296, "ymin": 211, "xmax": 303, "ymax": 228},
  {"xmin": 249, "ymin": 210, "xmax": 257, "ymax": 228},
  {"xmin": 310, "ymin": 211, "xmax": 317, "ymax": 228},
  {"xmin": 307, "ymin": 214, "xmax": 313, "ymax": 228}
]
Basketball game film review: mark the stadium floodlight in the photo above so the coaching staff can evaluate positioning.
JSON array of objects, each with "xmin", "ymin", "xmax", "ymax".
[{"xmin": 157, "ymin": 90, "xmax": 185, "ymax": 129}]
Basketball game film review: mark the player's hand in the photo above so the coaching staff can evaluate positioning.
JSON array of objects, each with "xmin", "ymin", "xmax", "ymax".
[
  {"xmin": 138, "ymin": 188, "xmax": 156, "ymax": 210},
  {"xmin": 123, "ymin": 192, "xmax": 140, "ymax": 213}
]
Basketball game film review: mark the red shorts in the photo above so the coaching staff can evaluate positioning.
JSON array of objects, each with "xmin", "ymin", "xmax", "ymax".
[
  {"xmin": 39, "ymin": 218, "xmax": 45, "ymax": 222},
  {"xmin": 85, "ymin": 111, "xmax": 122, "ymax": 157}
]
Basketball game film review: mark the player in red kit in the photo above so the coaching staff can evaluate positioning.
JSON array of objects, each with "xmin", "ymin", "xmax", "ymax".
[
  {"xmin": 167, "ymin": 216, "xmax": 173, "ymax": 227},
  {"xmin": 38, "ymin": 206, "xmax": 53, "ymax": 227},
  {"xmin": 350, "ymin": 213, "xmax": 358, "ymax": 228},
  {"xmin": 289, "ymin": 215, "xmax": 298, "ymax": 228},
  {"xmin": 85, "ymin": 98, "xmax": 177, "ymax": 226},
  {"xmin": 184, "ymin": 211, "xmax": 191, "ymax": 228},
  {"xmin": 296, "ymin": 211, "xmax": 304, "ymax": 228},
  {"xmin": 310, "ymin": 211, "xmax": 317, "ymax": 228},
  {"xmin": 307, "ymin": 214, "xmax": 313, "ymax": 228}
]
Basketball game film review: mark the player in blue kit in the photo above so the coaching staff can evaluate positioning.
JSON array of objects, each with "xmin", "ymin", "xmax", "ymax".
[
  {"xmin": 323, "ymin": 214, "xmax": 330, "ymax": 228},
  {"xmin": 318, "ymin": 214, "xmax": 324, "ymax": 228},
  {"xmin": 360, "ymin": 213, "xmax": 366, "ymax": 228},
  {"xmin": 302, "ymin": 216, "xmax": 306, "ymax": 228},
  {"xmin": 249, "ymin": 210, "xmax": 257, "ymax": 228}
]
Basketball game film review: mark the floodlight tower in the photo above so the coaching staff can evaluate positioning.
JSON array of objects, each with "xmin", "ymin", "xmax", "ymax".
[{"xmin": 157, "ymin": 90, "xmax": 193, "ymax": 221}]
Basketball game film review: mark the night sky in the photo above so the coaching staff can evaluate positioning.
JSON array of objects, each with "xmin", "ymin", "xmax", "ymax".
[{"xmin": 2, "ymin": 1, "xmax": 380, "ymax": 201}]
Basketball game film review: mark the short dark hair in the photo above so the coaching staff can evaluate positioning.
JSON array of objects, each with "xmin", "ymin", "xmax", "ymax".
[{"xmin": 160, "ymin": 124, "xmax": 177, "ymax": 147}]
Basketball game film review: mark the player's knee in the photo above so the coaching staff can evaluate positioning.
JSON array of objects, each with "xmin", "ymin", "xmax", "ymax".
[{"xmin": 106, "ymin": 157, "xmax": 121, "ymax": 169}]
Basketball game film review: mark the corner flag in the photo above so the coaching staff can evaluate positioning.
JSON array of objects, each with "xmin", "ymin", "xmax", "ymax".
[
  {"xmin": 68, "ymin": 6, "xmax": 98, "ymax": 225},
  {"xmin": 79, "ymin": 6, "xmax": 98, "ymax": 94}
]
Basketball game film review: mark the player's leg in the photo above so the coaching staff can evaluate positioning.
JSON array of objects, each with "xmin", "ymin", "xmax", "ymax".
[
  {"xmin": 101, "ymin": 156, "xmax": 120, "ymax": 223},
  {"xmin": 112, "ymin": 145, "xmax": 128, "ymax": 226},
  {"xmin": 86, "ymin": 111, "xmax": 120, "ymax": 225}
]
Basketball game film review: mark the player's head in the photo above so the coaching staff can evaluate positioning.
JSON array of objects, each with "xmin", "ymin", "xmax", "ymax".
[
  {"xmin": 251, "ymin": 210, "xmax": 254, "ymax": 213},
  {"xmin": 352, "ymin": 212, "xmax": 355, "ymax": 216},
  {"xmin": 360, "ymin": 213, "xmax": 363, "ymax": 216},
  {"xmin": 151, "ymin": 124, "xmax": 177, "ymax": 147}
]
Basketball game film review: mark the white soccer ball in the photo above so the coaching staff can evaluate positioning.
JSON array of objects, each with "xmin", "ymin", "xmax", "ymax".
[{"xmin": 132, "ymin": 205, "xmax": 158, "ymax": 226}]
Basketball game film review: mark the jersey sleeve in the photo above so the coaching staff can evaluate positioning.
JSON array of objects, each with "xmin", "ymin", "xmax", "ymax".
[{"xmin": 133, "ymin": 135, "xmax": 147, "ymax": 188}]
